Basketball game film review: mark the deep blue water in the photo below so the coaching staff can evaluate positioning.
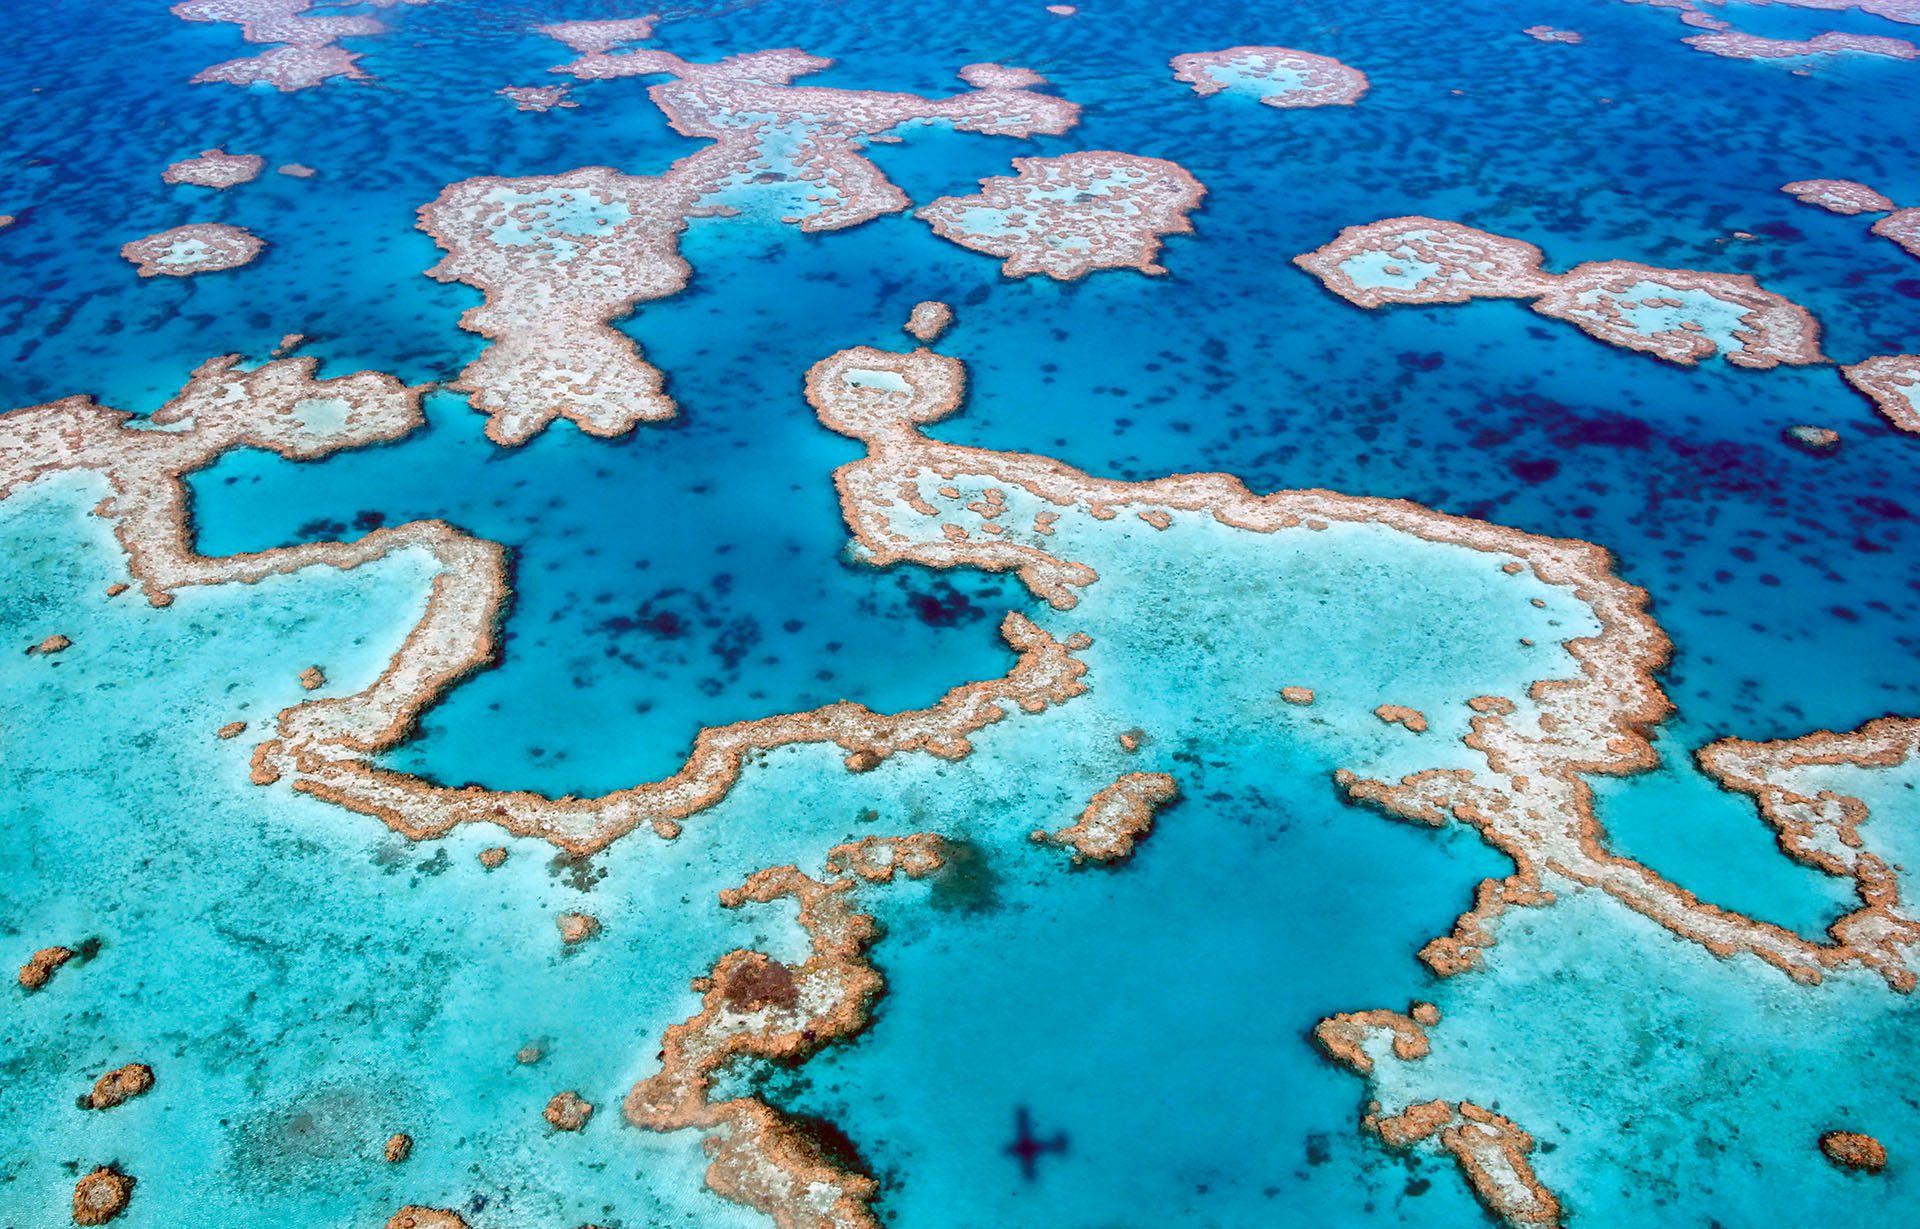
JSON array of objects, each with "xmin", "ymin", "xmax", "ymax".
[{"xmin": 3, "ymin": 0, "xmax": 1920, "ymax": 1225}]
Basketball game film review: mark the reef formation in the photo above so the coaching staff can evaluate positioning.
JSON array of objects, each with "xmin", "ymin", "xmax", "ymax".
[
  {"xmin": 916, "ymin": 152, "xmax": 1207, "ymax": 280},
  {"xmin": 172, "ymin": 0, "xmax": 431, "ymax": 90},
  {"xmin": 1169, "ymin": 46, "xmax": 1370, "ymax": 108},
  {"xmin": 625, "ymin": 834, "xmax": 948, "ymax": 1228},
  {"xmin": 1295, "ymin": 217, "xmax": 1825, "ymax": 368},
  {"xmin": 120, "ymin": 224, "xmax": 265, "ymax": 278},
  {"xmin": 162, "ymin": 148, "xmax": 266, "ymax": 189},
  {"xmin": 417, "ymin": 20, "xmax": 1078, "ymax": 444}
]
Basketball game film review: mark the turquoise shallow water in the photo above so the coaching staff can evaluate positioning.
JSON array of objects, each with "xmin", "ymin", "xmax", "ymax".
[{"xmin": 4, "ymin": 0, "xmax": 1920, "ymax": 1226}]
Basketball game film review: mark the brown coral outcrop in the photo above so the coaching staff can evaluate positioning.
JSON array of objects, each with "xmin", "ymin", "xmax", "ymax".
[
  {"xmin": 1312, "ymin": 1008, "xmax": 1431, "ymax": 1075},
  {"xmin": 1374, "ymin": 704, "xmax": 1428, "ymax": 733},
  {"xmin": 19, "ymin": 945, "xmax": 75, "ymax": 991},
  {"xmin": 84, "ymin": 1064, "xmax": 154, "ymax": 1110},
  {"xmin": 557, "ymin": 912, "xmax": 601, "ymax": 945},
  {"xmin": 1041, "ymin": 772, "xmax": 1179, "ymax": 864},
  {"xmin": 386, "ymin": 1208, "xmax": 468, "ymax": 1229},
  {"xmin": 1819, "ymin": 1129, "xmax": 1887, "ymax": 1173},
  {"xmin": 72, "ymin": 1166, "xmax": 134, "ymax": 1225},
  {"xmin": 544, "ymin": 1091, "xmax": 594, "ymax": 1131}
]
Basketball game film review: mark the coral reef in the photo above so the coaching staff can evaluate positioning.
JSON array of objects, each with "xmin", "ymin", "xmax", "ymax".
[
  {"xmin": 1297, "ymin": 217, "xmax": 1823, "ymax": 368},
  {"xmin": 1170, "ymin": 46, "xmax": 1369, "ymax": 108},
  {"xmin": 917, "ymin": 152, "xmax": 1206, "ymax": 279},
  {"xmin": 1820, "ymin": 1130, "xmax": 1888, "ymax": 1173},
  {"xmin": 625, "ymin": 835, "xmax": 947, "ymax": 1229},
  {"xmin": 72, "ymin": 1166, "xmax": 134, "ymax": 1225},
  {"xmin": 415, "ymin": 24, "xmax": 1078, "ymax": 444},
  {"xmin": 1782, "ymin": 178, "xmax": 1896, "ymax": 214},
  {"xmin": 162, "ymin": 148, "xmax": 266, "ymax": 189},
  {"xmin": 1037, "ymin": 772, "xmax": 1179, "ymax": 863},
  {"xmin": 18, "ymin": 945, "xmax": 75, "ymax": 991},
  {"xmin": 544, "ymin": 1090, "xmax": 594, "ymax": 1130},
  {"xmin": 172, "ymin": 0, "xmax": 434, "ymax": 91},
  {"xmin": 557, "ymin": 912, "xmax": 601, "ymax": 945},
  {"xmin": 83, "ymin": 1064, "xmax": 155, "ymax": 1110},
  {"xmin": 497, "ymin": 84, "xmax": 576, "ymax": 111},
  {"xmin": 120, "ymin": 224, "xmax": 264, "ymax": 277},
  {"xmin": 386, "ymin": 1209, "xmax": 468, "ymax": 1229},
  {"xmin": 1842, "ymin": 354, "xmax": 1920, "ymax": 433}
]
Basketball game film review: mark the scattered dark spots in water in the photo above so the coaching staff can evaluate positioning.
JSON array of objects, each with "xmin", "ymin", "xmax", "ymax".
[
  {"xmin": 1857, "ymin": 496, "xmax": 1910, "ymax": 521},
  {"xmin": 371, "ymin": 841, "xmax": 413, "ymax": 874},
  {"xmin": 1831, "ymin": 606, "xmax": 1861, "ymax": 623},
  {"xmin": 414, "ymin": 847, "xmax": 450, "ymax": 877},
  {"xmin": 1305, "ymin": 1133, "xmax": 1330, "ymax": 1166},
  {"xmin": 904, "ymin": 580, "xmax": 986, "ymax": 627},
  {"xmin": 1397, "ymin": 351, "xmax": 1443, "ymax": 372},
  {"xmin": 929, "ymin": 838, "xmax": 999, "ymax": 912},
  {"xmin": 1751, "ymin": 221, "xmax": 1803, "ymax": 241},
  {"xmin": 295, "ymin": 517, "xmax": 348, "ymax": 540},
  {"xmin": 600, "ymin": 593, "xmax": 690, "ymax": 639},
  {"xmin": 1508, "ymin": 457, "xmax": 1560, "ymax": 484},
  {"xmin": 1892, "ymin": 279, "xmax": 1920, "ymax": 300},
  {"xmin": 711, "ymin": 617, "xmax": 762, "ymax": 670},
  {"xmin": 353, "ymin": 509, "xmax": 385, "ymax": 530},
  {"xmin": 1547, "ymin": 411, "xmax": 1652, "ymax": 451},
  {"xmin": 548, "ymin": 852, "xmax": 606, "ymax": 891},
  {"xmin": 1406, "ymin": 1178, "xmax": 1431, "ymax": 1196}
]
